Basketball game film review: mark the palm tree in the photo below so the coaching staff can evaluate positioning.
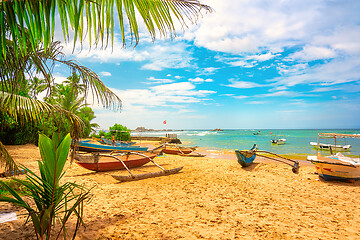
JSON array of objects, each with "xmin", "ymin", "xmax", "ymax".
[
  {"xmin": 0, "ymin": 0, "xmax": 212, "ymax": 171},
  {"xmin": 28, "ymin": 76, "xmax": 48, "ymax": 99}
]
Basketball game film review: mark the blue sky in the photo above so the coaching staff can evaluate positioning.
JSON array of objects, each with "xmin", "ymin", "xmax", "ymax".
[{"xmin": 53, "ymin": 0, "xmax": 360, "ymax": 130}]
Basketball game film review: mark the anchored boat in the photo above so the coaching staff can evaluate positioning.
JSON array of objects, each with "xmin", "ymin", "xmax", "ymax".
[
  {"xmin": 271, "ymin": 136, "xmax": 286, "ymax": 145},
  {"xmin": 310, "ymin": 142, "xmax": 351, "ymax": 151}
]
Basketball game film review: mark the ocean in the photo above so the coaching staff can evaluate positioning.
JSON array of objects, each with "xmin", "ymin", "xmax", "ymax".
[{"xmin": 132, "ymin": 129, "xmax": 360, "ymax": 156}]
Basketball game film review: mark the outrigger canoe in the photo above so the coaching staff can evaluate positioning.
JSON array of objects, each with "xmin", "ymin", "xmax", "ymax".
[
  {"xmin": 235, "ymin": 144, "xmax": 299, "ymax": 173},
  {"xmin": 76, "ymin": 141, "xmax": 148, "ymax": 152},
  {"xmin": 97, "ymin": 138, "xmax": 136, "ymax": 147},
  {"xmin": 75, "ymin": 152, "xmax": 156, "ymax": 172},
  {"xmin": 76, "ymin": 152, "xmax": 184, "ymax": 182}
]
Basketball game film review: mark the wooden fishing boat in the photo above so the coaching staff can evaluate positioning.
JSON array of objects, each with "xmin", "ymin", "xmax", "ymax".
[
  {"xmin": 76, "ymin": 140, "xmax": 148, "ymax": 152},
  {"xmin": 307, "ymin": 153, "xmax": 360, "ymax": 181},
  {"xmin": 76, "ymin": 152, "xmax": 184, "ymax": 182},
  {"xmin": 75, "ymin": 152, "xmax": 156, "ymax": 172},
  {"xmin": 235, "ymin": 144, "xmax": 257, "ymax": 167},
  {"xmin": 97, "ymin": 138, "xmax": 136, "ymax": 147},
  {"xmin": 235, "ymin": 144, "xmax": 299, "ymax": 173},
  {"xmin": 161, "ymin": 144, "xmax": 196, "ymax": 155},
  {"xmin": 307, "ymin": 133, "xmax": 360, "ymax": 181}
]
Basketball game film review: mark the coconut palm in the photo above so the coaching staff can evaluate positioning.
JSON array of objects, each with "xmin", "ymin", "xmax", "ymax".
[
  {"xmin": 0, "ymin": 0, "xmax": 212, "ymax": 170},
  {"xmin": 0, "ymin": 39, "xmax": 120, "ymax": 171}
]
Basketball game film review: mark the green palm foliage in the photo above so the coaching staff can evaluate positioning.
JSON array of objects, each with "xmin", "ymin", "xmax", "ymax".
[
  {"xmin": 0, "ymin": 0, "xmax": 213, "ymax": 62},
  {"xmin": 0, "ymin": 133, "xmax": 91, "ymax": 239}
]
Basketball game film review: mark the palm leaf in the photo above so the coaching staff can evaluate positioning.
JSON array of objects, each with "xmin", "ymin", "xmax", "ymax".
[
  {"xmin": 0, "ymin": 140, "xmax": 18, "ymax": 172},
  {"xmin": 0, "ymin": 0, "xmax": 213, "ymax": 62}
]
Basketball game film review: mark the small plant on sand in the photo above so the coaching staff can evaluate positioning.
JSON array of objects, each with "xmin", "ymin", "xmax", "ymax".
[{"xmin": 0, "ymin": 133, "xmax": 91, "ymax": 240}]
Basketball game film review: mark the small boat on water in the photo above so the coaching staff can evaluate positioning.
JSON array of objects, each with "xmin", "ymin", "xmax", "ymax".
[
  {"xmin": 307, "ymin": 133, "xmax": 360, "ymax": 181},
  {"xmin": 76, "ymin": 140, "xmax": 148, "ymax": 152},
  {"xmin": 271, "ymin": 136, "xmax": 286, "ymax": 145},
  {"xmin": 75, "ymin": 152, "xmax": 157, "ymax": 172},
  {"xmin": 310, "ymin": 142, "xmax": 351, "ymax": 151}
]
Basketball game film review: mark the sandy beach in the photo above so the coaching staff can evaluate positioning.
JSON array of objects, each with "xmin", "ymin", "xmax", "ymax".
[{"xmin": 1, "ymin": 143, "xmax": 360, "ymax": 240}]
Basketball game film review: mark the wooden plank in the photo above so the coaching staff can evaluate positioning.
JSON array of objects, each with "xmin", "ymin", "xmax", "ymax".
[{"xmin": 111, "ymin": 167, "xmax": 183, "ymax": 182}]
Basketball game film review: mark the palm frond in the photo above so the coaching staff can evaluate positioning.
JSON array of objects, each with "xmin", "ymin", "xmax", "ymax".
[
  {"xmin": 0, "ymin": 0, "xmax": 213, "ymax": 62},
  {"xmin": 0, "ymin": 91, "xmax": 84, "ymax": 129},
  {"xmin": 0, "ymin": 141, "xmax": 18, "ymax": 173}
]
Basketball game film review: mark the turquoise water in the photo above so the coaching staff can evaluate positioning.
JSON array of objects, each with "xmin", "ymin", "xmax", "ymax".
[{"xmin": 133, "ymin": 129, "xmax": 360, "ymax": 155}]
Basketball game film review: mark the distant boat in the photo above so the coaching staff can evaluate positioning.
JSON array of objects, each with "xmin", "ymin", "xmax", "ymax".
[
  {"xmin": 310, "ymin": 142, "xmax": 351, "ymax": 151},
  {"xmin": 76, "ymin": 141, "xmax": 148, "ymax": 152},
  {"xmin": 271, "ymin": 136, "xmax": 286, "ymax": 145}
]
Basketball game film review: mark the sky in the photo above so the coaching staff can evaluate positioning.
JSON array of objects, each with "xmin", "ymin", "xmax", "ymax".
[{"xmin": 53, "ymin": 0, "xmax": 360, "ymax": 130}]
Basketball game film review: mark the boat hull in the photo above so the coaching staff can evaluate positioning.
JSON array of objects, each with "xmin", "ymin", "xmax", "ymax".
[
  {"xmin": 75, "ymin": 153, "xmax": 156, "ymax": 172},
  {"xmin": 307, "ymin": 155, "xmax": 360, "ymax": 181},
  {"xmin": 235, "ymin": 150, "xmax": 256, "ymax": 167},
  {"xmin": 77, "ymin": 141, "xmax": 148, "ymax": 152},
  {"xmin": 310, "ymin": 142, "xmax": 351, "ymax": 151},
  {"xmin": 162, "ymin": 146, "xmax": 194, "ymax": 155}
]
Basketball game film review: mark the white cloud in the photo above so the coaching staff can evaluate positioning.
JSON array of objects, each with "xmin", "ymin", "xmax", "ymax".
[
  {"xmin": 197, "ymin": 67, "xmax": 219, "ymax": 75},
  {"xmin": 226, "ymin": 79, "xmax": 264, "ymax": 89},
  {"xmin": 288, "ymin": 45, "xmax": 337, "ymax": 61},
  {"xmin": 189, "ymin": 77, "xmax": 213, "ymax": 84},
  {"xmin": 140, "ymin": 43, "xmax": 194, "ymax": 71},
  {"xmin": 100, "ymin": 82, "xmax": 216, "ymax": 113},
  {"xmin": 233, "ymin": 95, "xmax": 248, "ymax": 99},
  {"xmin": 145, "ymin": 76, "xmax": 174, "ymax": 84},
  {"xmin": 246, "ymin": 101, "xmax": 267, "ymax": 105},
  {"xmin": 270, "ymin": 56, "xmax": 360, "ymax": 87},
  {"xmin": 99, "ymin": 71, "xmax": 112, "ymax": 77}
]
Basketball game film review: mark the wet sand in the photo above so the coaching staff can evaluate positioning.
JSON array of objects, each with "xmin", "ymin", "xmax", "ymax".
[{"xmin": 1, "ymin": 144, "xmax": 360, "ymax": 239}]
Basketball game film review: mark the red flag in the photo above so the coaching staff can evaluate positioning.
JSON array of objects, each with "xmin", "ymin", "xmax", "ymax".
[{"xmin": 163, "ymin": 120, "xmax": 167, "ymax": 124}]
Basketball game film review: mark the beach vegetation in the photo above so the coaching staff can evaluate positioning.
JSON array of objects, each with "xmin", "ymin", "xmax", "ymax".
[
  {"xmin": 0, "ymin": 133, "xmax": 91, "ymax": 240},
  {"xmin": 91, "ymin": 123, "xmax": 131, "ymax": 141},
  {"xmin": 109, "ymin": 123, "xmax": 131, "ymax": 141},
  {"xmin": 0, "ymin": 179, "xmax": 28, "ymax": 197}
]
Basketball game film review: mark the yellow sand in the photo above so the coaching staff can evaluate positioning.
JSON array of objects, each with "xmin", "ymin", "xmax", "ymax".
[{"xmin": 1, "ymin": 144, "xmax": 360, "ymax": 239}]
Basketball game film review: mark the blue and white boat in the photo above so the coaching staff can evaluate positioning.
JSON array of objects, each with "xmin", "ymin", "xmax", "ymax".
[
  {"xmin": 97, "ymin": 138, "xmax": 136, "ymax": 147},
  {"xmin": 77, "ymin": 140, "xmax": 148, "ymax": 152}
]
